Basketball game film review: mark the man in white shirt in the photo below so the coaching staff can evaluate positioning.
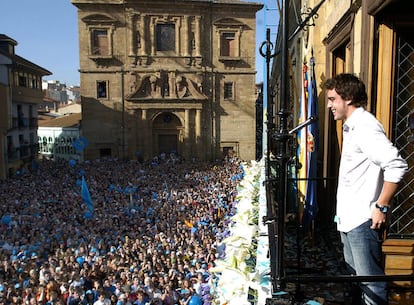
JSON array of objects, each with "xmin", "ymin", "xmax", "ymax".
[
  {"xmin": 324, "ymin": 73, "xmax": 408, "ymax": 305},
  {"xmin": 93, "ymin": 291, "xmax": 109, "ymax": 305}
]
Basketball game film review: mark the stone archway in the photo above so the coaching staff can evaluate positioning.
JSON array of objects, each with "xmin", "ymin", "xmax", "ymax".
[{"xmin": 152, "ymin": 112, "xmax": 183, "ymax": 156}]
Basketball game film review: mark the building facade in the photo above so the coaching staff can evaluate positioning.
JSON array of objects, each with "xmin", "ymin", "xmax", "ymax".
[
  {"xmin": 0, "ymin": 35, "xmax": 51, "ymax": 179},
  {"xmin": 71, "ymin": 0, "xmax": 263, "ymax": 162},
  {"xmin": 38, "ymin": 113, "xmax": 82, "ymax": 162}
]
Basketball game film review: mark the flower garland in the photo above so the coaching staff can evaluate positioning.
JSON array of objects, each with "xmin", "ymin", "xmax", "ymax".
[{"xmin": 209, "ymin": 159, "xmax": 271, "ymax": 305}]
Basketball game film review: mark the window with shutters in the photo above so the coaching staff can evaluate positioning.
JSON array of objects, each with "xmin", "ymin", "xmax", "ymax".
[
  {"xmin": 220, "ymin": 32, "xmax": 237, "ymax": 57},
  {"xmin": 91, "ymin": 29, "xmax": 110, "ymax": 56},
  {"xmin": 214, "ymin": 17, "xmax": 245, "ymax": 62},
  {"xmin": 83, "ymin": 14, "xmax": 116, "ymax": 60}
]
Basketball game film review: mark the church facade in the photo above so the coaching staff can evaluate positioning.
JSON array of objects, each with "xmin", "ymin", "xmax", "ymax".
[{"xmin": 71, "ymin": 0, "xmax": 263, "ymax": 161}]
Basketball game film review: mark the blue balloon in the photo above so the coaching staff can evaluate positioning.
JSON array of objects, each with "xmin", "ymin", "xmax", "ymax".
[
  {"xmin": 1, "ymin": 215, "xmax": 11, "ymax": 225},
  {"xmin": 84, "ymin": 211, "xmax": 93, "ymax": 219},
  {"xmin": 79, "ymin": 136, "xmax": 89, "ymax": 147},
  {"xmin": 188, "ymin": 295, "xmax": 202, "ymax": 305},
  {"xmin": 76, "ymin": 256, "xmax": 84, "ymax": 265},
  {"xmin": 73, "ymin": 136, "xmax": 89, "ymax": 152},
  {"xmin": 69, "ymin": 159, "xmax": 76, "ymax": 167}
]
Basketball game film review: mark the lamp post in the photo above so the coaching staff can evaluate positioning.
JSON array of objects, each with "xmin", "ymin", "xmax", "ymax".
[{"xmin": 259, "ymin": 27, "xmax": 278, "ymax": 294}]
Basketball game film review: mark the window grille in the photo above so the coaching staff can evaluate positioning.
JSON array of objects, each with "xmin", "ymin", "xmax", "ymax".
[{"xmin": 388, "ymin": 35, "xmax": 414, "ymax": 237}]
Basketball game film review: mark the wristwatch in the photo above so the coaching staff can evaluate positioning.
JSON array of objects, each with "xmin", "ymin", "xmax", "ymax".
[{"xmin": 375, "ymin": 203, "xmax": 389, "ymax": 214}]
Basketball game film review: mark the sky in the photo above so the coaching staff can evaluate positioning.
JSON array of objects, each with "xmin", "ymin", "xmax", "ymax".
[{"xmin": 0, "ymin": 0, "xmax": 279, "ymax": 86}]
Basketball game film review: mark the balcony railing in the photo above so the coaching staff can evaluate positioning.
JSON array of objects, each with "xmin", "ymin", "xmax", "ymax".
[
  {"xmin": 11, "ymin": 117, "xmax": 38, "ymax": 129},
  {"xmin": 12, "ymin": 117, "xmax": 27, "ymax": 129}
]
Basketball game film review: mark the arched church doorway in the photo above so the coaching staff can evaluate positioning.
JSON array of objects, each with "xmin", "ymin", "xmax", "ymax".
[{"xmin": 152, "ymin": 112, "xmax": 183, "ymax": 156}]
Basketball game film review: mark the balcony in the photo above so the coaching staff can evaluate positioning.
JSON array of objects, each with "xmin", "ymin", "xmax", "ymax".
[
  {"xmin": 12, "ymin": 85, "xmax": 43, "ymax": 104},
  {"xmin": 11, "ymin": 117, "xmax": 33, "ymax": 130}
]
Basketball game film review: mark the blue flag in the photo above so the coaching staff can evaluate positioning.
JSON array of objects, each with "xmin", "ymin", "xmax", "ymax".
[
  {"xmin": 302, "ymin": 56, "xmax": 319, "ymax": 228},
  {"xmin": 81, "ymin": 176, "xmax": 94, "ymax": 213}
]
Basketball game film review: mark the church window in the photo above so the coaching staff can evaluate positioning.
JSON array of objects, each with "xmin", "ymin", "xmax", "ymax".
[
  {"xmin": 156, "ymin": 24, "xmax": 175, "ymax": 52},
  {"xmin": 97, "ymin": 80, "xmax": 108, "ymax": 99}
]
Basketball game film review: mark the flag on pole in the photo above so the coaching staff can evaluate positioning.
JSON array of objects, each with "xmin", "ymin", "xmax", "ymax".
[
  {"xmin": 302, "ymin": 56, "xmax": 319, "ymax": 228},
  {"xmin": 81, "ymin": 176, "xmax": 94, "ymax": 213},
  {"xmin": 297, "ymin": 63, "xmax": 309, "ymax": 216}
]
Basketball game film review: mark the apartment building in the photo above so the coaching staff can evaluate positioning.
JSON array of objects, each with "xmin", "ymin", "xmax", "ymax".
[{"xmin": 0, "ymin": 34, "xmax": 51, "ymax": 179}]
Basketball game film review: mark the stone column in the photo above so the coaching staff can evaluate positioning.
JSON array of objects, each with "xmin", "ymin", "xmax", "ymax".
[
  {"xmin": 175, "ymin": 18, "xmax": 181, "ymax": 55},
  {"xmin": 183, "ymin": 15, "xmax": 190, "ymax": 57},
  {"xmin": 141, "ymin": 109, "xmax": 150, "ymax": 159},
  {"xmin": 127, "ymin": 11, "xmax": 135, "ymax": 56},
  {"xmin": 194, "ymin": 16, "xmax": 201, "ymax": 57},
  {"xmin": 139, "ymin": 14, "xmax": 147, "ymax": 56},
  {"xmin": 150, "ymin": 18, "xmax": 156, "ymax": 56},
  {"xmin": 184, "ymin": 109, "xmax": 190, "ymax": 159},
  {"xmin": 195, "ymin": 109, "xmax": 202, "ymax": 158}
]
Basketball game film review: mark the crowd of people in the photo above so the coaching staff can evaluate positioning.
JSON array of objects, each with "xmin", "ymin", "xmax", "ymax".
[{"xmin": 0, "ymin": 154, "xmax": 246, "ymax": 305}]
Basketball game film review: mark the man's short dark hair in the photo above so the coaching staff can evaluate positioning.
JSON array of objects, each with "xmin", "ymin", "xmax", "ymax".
[{"xmin": 324, "ymin": 73, "xmax": 368, "ymax": 107}]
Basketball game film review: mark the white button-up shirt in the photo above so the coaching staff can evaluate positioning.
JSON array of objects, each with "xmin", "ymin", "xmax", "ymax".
[{"xmin": 336, "ymin": 107, "xmax": 408, "ymax": 232}]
